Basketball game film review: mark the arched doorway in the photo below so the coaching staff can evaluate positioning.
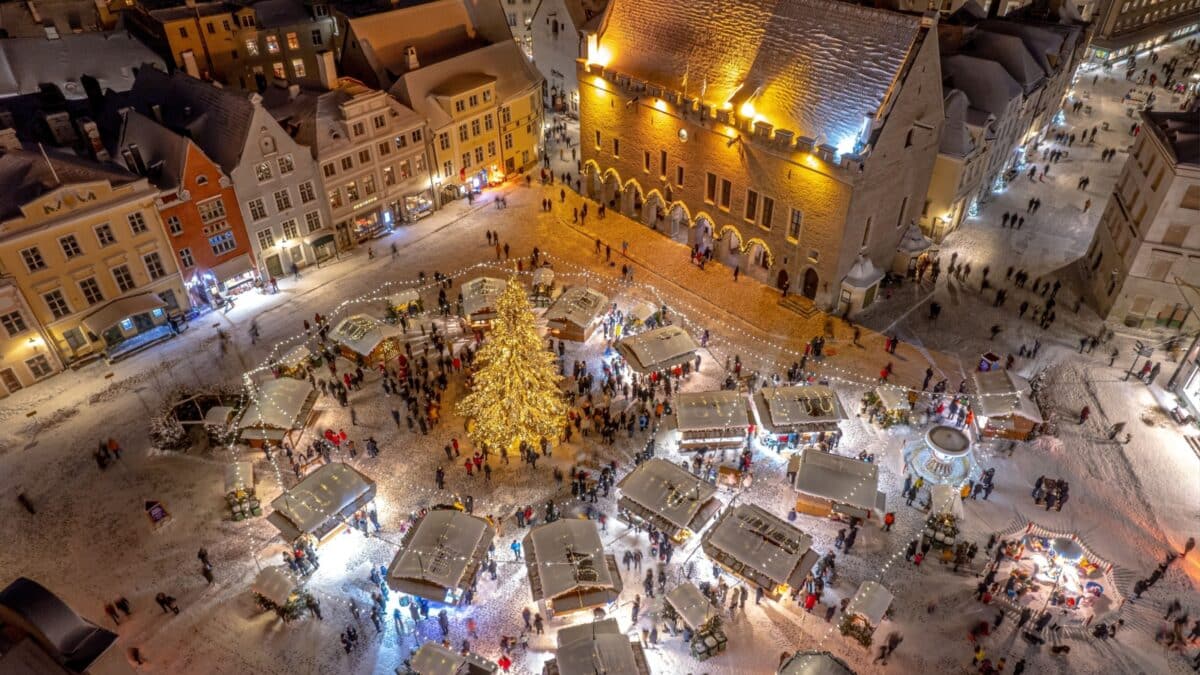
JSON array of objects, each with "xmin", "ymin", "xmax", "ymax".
[
  {"xmin": 776, "ymin": 268, "xmax": 790, "ymax": 291},
  {"xmin": 715, "ymin": 227, "xmax": 741, "ymax": 269},
  {"xmin": 622, "ymin": 182, "xmax": 642, "ymax": 219},
  {"xmin": 802, "ymin": 268, "xmax": 819, "ymax": 300},
  {"xmin": 643, "ymin": 193, "xmax": 664, "ymax": 230},
  {"xmin": 669, "ymin": 206, "xmax": 690, "ymax": 245},
  {"xmin": 602, "ymin": 172, "xmax": 621, "ymax": 206}
]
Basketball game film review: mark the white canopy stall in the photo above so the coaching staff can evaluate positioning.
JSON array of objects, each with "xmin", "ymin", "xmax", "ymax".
[
  {"xmin": 387, "ymin": 509, "xmax": 495, "ymax": 605},
  {"xmin": 544, "ymin": 287, "xmax": 608, "ymax": 341},
  {"xmin": 665, "ymin": 582, "xmax": 719, "ymax": 631},
  {"xmin": 701, "ymin": 503, "xmax": 820, "ymax": 599},
  {"xmin": 845, "ymin": 580, "xmax": 894, "ymax": 633},
  {"xmin": 251, "ymin": 567, "xmax": 300, "ymax": 608},
  {"xmin": 617, "ymin": 458, "xmax": 722, "ymax": 541},
  {"xmin": 461, "ymin": 276, "xmax": 508, "ymax": 328},
  {"xmin": 793, "ymin": 450, "xmax": 886, "ymax": 522},
  {"xmin": 523, "ymin": 520, "xmax": 622, "ymax": 618},
  {"xmin": 616, "ymin": 325, "xmax": 699, "ymax": 373},
  {"xmin": 675, "ymin": 390, "xmax": 751, "ymax": 449},
  {"xmin": 331, "ymin": 314, "xmax": 402, "ymax": 364},
  {"xmin": 972, "ymin": 369, "xmax": 1043, "ymax": 441},
  {"xmin": 238, "ymin": 378, "xmax": 317, "ymax": 448}
]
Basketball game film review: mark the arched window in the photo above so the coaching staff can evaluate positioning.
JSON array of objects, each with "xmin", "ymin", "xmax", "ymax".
[{"xmin": 260, "ymin": 135, "xmax": 277, "ymax": 155}]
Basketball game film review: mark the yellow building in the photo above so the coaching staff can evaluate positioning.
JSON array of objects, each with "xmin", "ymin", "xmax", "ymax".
[{"xmin": 0, "ymin": 148, "xmax": 188, "ymax": 367}]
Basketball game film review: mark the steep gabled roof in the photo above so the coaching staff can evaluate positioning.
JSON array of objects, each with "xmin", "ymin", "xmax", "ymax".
[
  {"xmin": 939, "ymin": 89, "xmax": 975, "ymax": 158},
  {"xmin": 597, "ymin": 0, "xmax": 923, "ymax": 146},
  {"xmin": 978, "ymin": 20, "xmax": 1066, "ymax": 75},
  {"xmin": 110, "ymin": 109, "xmax": 191, "ymax": 191},
  {"xmin": 967, "ymin": 30, "xmax": 1044, "ymax": 93},
  {"xmin": 943, "ymin": 54, "xmax": 1022, "ymax": 118},
  {"xmin": 0, "ymin": 149, "xmax": 139, "ymax": 221}
]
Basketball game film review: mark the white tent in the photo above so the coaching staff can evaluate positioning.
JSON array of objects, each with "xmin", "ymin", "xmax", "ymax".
[
  {"xmin": 846, "ymin": 580, "xmax": 893, "ymax": 626},
  {"xmin": 973, "ymin": 369, "xmax": 1043, "ymax": 422},
  {"xmin": 251, "ymin": 567, "xmax": 298, "ymax": 606},
  {"xmin": 238, "ymin": 378, "xmax": 316, "ymax": 443},
  {"xmin": 616, "ymin": 325, "xmax": 699, "ymax": 373},
  {"xmin": 875, "ymin": 386, "xmax": 912, "ymax": 411},
  {"xmin": 665, "ymin": 582, "xmax": 718, "ymax": 630},
  {"xmin": 331, "ymin": 314, "xmax": 399, "ymax": 359},
  {"xmin": 930, "ymin": 484, "xmax": 965, "ymax": 518},
  {"xmin": 267, "ymin": 463, "xmax": 376, "ymax": 542}
]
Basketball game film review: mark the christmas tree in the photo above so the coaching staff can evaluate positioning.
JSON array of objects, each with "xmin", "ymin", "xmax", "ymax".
[{"xmin": 457, "ymin": 277, "xmax": 566, "ymax": 452}]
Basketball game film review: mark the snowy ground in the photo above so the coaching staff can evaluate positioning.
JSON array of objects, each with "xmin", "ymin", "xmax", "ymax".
[{"xmin": 2, "ymin": 46, "xmax": 1199, "ymax": 675}]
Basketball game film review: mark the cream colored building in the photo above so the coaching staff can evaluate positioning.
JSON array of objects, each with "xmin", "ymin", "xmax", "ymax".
[
  {"xmin": 0, "ymin": 146, "xmax": 187, "ymax": 367},
  {"xmin": 0, "ymin": 275, "xmax": 61, "ymax": 397},
  {"xmin": 1080, "ymin": 111, "xmax": 1199, "ymax": 331}
]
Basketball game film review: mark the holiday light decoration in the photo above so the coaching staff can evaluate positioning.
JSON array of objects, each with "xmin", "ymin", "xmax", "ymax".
[{"xmin": 456, "ymin": 277, "xmax": 567, "ymax": 453}]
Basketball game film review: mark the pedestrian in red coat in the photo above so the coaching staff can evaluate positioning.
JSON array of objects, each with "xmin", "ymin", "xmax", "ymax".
[
  {"xmin": 804, "ymin": 593, "xmax": 818, "ymax": 612},
  {"xmin": 464, "ymin": 458, "xmax": 474, "ymax": 475}
]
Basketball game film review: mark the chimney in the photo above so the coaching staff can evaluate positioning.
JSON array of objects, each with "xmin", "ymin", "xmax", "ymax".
[
  {"xmin": 404, "ymin": 46, "xmax": 419, "ymax": 71},
  {"xmin": 0, "ymin": 128, "xmax": 20, "ymax": 153},
  {"xmin": 124, "ymin": 143, "xmax": 147, "ymax": 175},
  {"xmin": 315, "ymin": 50, "xmax": 337, "ymax": 91},
  {"xmin": 76, "ymin": 118, "xmax": 109, "ymax": 161}
]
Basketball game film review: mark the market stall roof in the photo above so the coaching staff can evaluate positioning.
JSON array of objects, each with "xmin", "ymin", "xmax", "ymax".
[
  {"xmin": 268, "ymin": 463, "xmax": 376, "ymax": 540},
  {"xmin": 387, "ymin": 509, "xmax": 495, "ymax": 597},
  {"xmin": 778, "ymin": 651, "xmax": 857, "ymax": 675},
  {"xmin": 930, "ymin": 484, "xmax": 964, "ymax": 518},
  {"xmin": 239, "ymin": 378, "xmax": 316, "ymax": 434},
  {"xmin": 793, "ymin": 450, "xmax": 884, "ymax": 513},
  {"xmin": 331, "ymin": 314, "xmax": 398, "ymax": 358},
  {"xmin": 524, "ymin": 520, "xmax": 620, "ymax": 603},
  {"xmin": 665, "ymin": 582, "xmax": 718, "ymax": 630},
  {"xmin": 211, "ymin": 253, "xmax": 254, "ymax": 284},
  {"xmin": 461, "ymin": 276, "xmax": 508, "ymax": 318},
  {"xmin": 845, "ymin": 580, "xmax": 893, "ymax": 625},
  {"xmin": 972, "ymin": 370, "xmax": 1043, "ymax": 422},
  {"xmin": 875, "ymin": 386, "xmax": 912, "ymax": 411},
  {"xmin": 616, "ymin": 325, "xmax": 699, "ymax": 373},
  {"xmin": 410, "ymin": 640, "xmax": 498, "ymax": 675},
  {"xmin": 0, "ymin": 577, "xmax": 119, "ymax": 673},
  {"xmin": 225, "ymin": 461, "xmax": 253, "ymax": 493},
  {"xmin": 753, "ymin": 386, "xmax": 847, "ymax": 432},
  {"xmin": 629, "ymin": 301, "xmax": 658, "ymax": 323},
  {"xmin": 547, "ymin": 619, "xmax": 649, "ymax": 675},
  {"xmin": 278, "ymin": 345, "xmax": 311, "ymax": 368},
  {"xmin": 532, "ymin": 266, "xmax": 555, "ymax": 287},
  {"xmin": 702, "ymin": 504, "xmax": 819, "ymax": 589},
  {"xmin": 79, "ymin": 292, "xmax": 165, "ymax": 335},
  {"xmin": 251, "ymin": 567, "xmax": 299, "ymax": 607},
  {"xmin": 675, "ymin": 390, "xmax": 751, "ymax": 432},
  {"xmin": 896, "ymin": 221, "xmax": 932, "ymax": 254},
  {"xmin": 544, "ymin": 287, "xmax": 608, "ymax": 329},
  {"xmin": 204, "ymin": 405, "xmax": 236, "ymax": 427},
  {"xmin": 389, "ymin": 289, "xmax": 420, "ymax": 307},
  {"xmin": 617, "ymin": 459, "xmax": 721, "ymax": 534}
]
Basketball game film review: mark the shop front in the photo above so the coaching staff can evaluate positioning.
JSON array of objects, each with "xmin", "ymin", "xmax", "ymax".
[
  {"xmin": 350, "ymin": 206, "xmax": 392, "ymax": 243},
  {"xmin": 306, "ymin": 232, "xmax": 339, "ymax": 266},
  {"xmin": 401, "ymin": 190, "xmax": 434, "ymax": 222},
  {"xmin": 211, "ymin": 254, "xmax": 258, "ymax": 293},
  {"xmin": 80, "ymin": 292, "xmax": 175, "ymax": 362}
]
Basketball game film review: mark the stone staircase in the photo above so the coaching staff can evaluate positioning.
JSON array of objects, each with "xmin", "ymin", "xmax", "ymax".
[{"xmin": 779, "ymin": 294, "xmax": 820, "ymax": 319}]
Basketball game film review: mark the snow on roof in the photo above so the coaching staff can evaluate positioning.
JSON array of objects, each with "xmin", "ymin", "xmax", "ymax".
[
  {"xmin": 279, "ymin": 345, "xmax": 311, "ymax": 368},
  {"xmin": 240, "ymin": 378, "xmax": 315, "ymax": 432},
  {"xmin": 0, "ymin": 148, "xmax": 140, "ymax": 222},
  {"xmin": 387, "ymin": 509, "xmax": 495, "ymax": 595},
  {"xmin": 545, "ymin": 286, "xmax": 608, "ymax": 329},
  {"xmin": 110, "ymin": 109, "xmax": 191, "ymax": 192},
  {"xmin": 755, "ymin": 386, "xmax": 847, "ymax": 431},
  {"xmin": 0, "ymin": 577, "xmax": 118, "ymax": 672},
  {"xmin": 617, "ymin": 459, "xmax": 720, "ymax": 533},
  {"xmin": 939, "ymin": 89, "xmax": 977, "ymax": 157},
  {"xmin": 897, "ymin": 221, "xmax": 932, "ymax": 254},
  {"xmin": 252, "ymin": 567, "xmax": 298, "ymax": 606},
  {"xmin": 411, "ymin": 640, "xmax": 498, "ymax": 675},
  {"xmin": 616, "ymin": 325, "xmax": 699, "ymax": 373},
  {"xmin": 664, "ymin": 582, "xmax": 718, "ymax": 630},
  {"xmin": 702, "ymin": 504, "xmax": 817, "ymax": 588},
  {"xmin": 549, "ymin": 619, "xmax": 647, "ymax": 675},
  {"xmin": 389, "ymin": 290, "xmax": 421, "ymax": 307},
  {"xmin": 843, "ymin": 253, "xmax": 883, "ymax": 288},
  {"xmin": 967, "ymin": 31, "xmax": 1045, "ymax": 93},
  {"xmin": 875, "ymin": 385, "xmax": 912, "ymax": 411},
  {"xmin": 793, "ymin": 450, "xmax": 882, "ymax": 513},
  {"xmin": 629, "ymin": 301, "xmax": 658, "ymax": 323},
  {"xmin": 598, "ymin": 0, "xmax": 923, "ymax": 146},
  {"xmin": 331, "ymin": 314, "xmax": 397, "ymax": 357},
  {"xmin": 263, "ymin": 79, "xmax": 423, "ymax": 159},
  {"xmin": 523, "ymin": 519, "xmax": 618, "ymax": 601},
  {"xmin": 268, "ymin": 463, "xmax": 376, "ymax": 537},
  {"xmin": 972, "ymin": 370, "xmax": 1043, "ymax": 422},
  {"xmin": 942, "ymin": 54, "xmax": 1022, "ymax": 117},
  {"xmin": 978, "ymin": 20, "xmax": 1066, "ymax": 77},
  {"xmin": 778, "ymin": 651, "xmax": 857, "ymax": 675},
  {"xmin": 845, "ymin": 580, "xmax": 893, "ymax": 625},
  {"xmin": 461, "ymin": 276, "xmax": 508, "ymax": 318},
  {"xmin": 675, "ymin": 390, "xmax": 750, "ymax": 432},
  {"xmin": 930, "ymin": 484, "xmax": 964, "ymax": 518},
  {"xmin": 531, "ymin": 266, "xmax": 556, "ymax": 288},
  {"xmin": 0, "ymin": 32, "xmax": 164, "ymax": 100}
]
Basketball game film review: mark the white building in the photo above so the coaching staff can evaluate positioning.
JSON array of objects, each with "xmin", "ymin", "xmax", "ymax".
[{"xmin": 529, "ymin": 0, "xmax": 607, "ymax": 115}]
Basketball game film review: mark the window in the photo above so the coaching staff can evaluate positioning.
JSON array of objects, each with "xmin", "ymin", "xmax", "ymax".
[
  {"xmin": 373, "ymin": 114, "xmax": 386, "ymax": 130},
  {"xmin": 245, "ymin": 39, "xmax": 259, "ymax": 56},
  {"xmin": 442, "ymin": 160, "xmax": 453, "ymax": 178},
  {"xmin": 503, "ymin": 133, "xmax": 514, "ymax": 150},
  {"xmin": 471, "ymin": 119, "xmax": 481, "ymax": 136},
  {"xmin": 411, "ymin": 129, "xmax": 423, "ymax": 143},
  {"xmin": 719, "ymin": 179, "xmax": 732, "ymax": 209},
  {"xmin": 59, "ymin": 234, "xmax": 83, "ymax": 259},
  {"xmin": 111, "ymin": 264, "xmax": 136, "ymax": 292},
  {"xmin": 399, "ymin": 160, "xmax": 412, "ymax": 178},
  {"xmin": 484, "ymin": 114, "xmax": 494, "ymax": 131},
  {"xmin": 469, "ymin": 94, "xmax": 479, "ymax": 107},
  {"xmin": 415, "ymin": 155, "xmax": 425, "ymax": 172},
  {"xmin": 905, "ymin": 129, "xmax": 914, "ymax": 148},
  {"xmin": 299, "ymin": 181, "xmax": 316, "ymax": 204},
  {"xmin": 273, "ymin": 189, "xmax": 292, "ymax": 212},
  {"xmin": 256, "ymin": 161, "xmax": 274, "ymax": 181},
  {"xmin": 207, "ymin": 21, "xmax": 216, "ymax": 34},
  {"xmin": 439, "ymin": 133, "xmax": 451, "ymax": 151},
  {"xmin": 483, "ymin": 90, "xmax": 492, "ymax": 103},
  {"xmin": 266, "ymin": 35, "xmax": 280, "ymax": 53},
  {"xmin": 676, "ymin": 166, "xmax": 684, "ymax": 187},
  {"xmin": 95, "ymin": 222, "xmax": 116, "ymax": 246},
  {"xmin": 378, "ymin": 141, "xmax": 392, "ymax": 157},
  {"xmin": 808, "ymin": 249, "xmax": 820, "ymax": 262},
  {"xmin": 705, "ymin": 173, "xmax": 717, "ymax": 204},
  {"xmin": 305, "ymin": 211, "xmax": 322, "ymax": 232},
  {"xmin": 273, "ymin": 62, "xmax": 286, "ymax": 80},
  {"xmin": 198, "ymin": 198, "xmax": 227, "ymax": 224},
  {"xmin": 761, "ymin": 196, "xmax": 774, "ymax": 229},
  {"xmin": 322, "ymin": 162, "xmax": 336, "ymax": 178},
  {"xmin": 277, "ymin": 155, "xmax": 295, "ymax": 175},
  {"xmin": 257, "ymin": 228, "xmax": 276, "ymax": 250},
  {"xmin": 26, "ymin": 355, "xmax": 53, "ymax": 379},
  {"xmin": 1, "ymin": 368, "xmax": 21, "ymax": 392},
  {"xmin": 179, "ymin": 248, "xmax": 195, "ymax": 268},
  {"xmin": 128, "ymin": 212, "xmax": 148, "ymax": 234},
  {"xmin": 311, "ymin": 28, "xmax": 322, "ymax": 45},
  {"xmin": 340, "ymin": 156, "xmax": 354, "ymax": 172},
  {"xmin": 248, "ymin": 198, "xmax": 268, "ymax": 221},
  {"xmin": 487, "ymin": 141, "xmax": 496, "ymax": 157},
  {"xmin": 209, "ymin": 231, "xmax": 236, "ymax": 255},
  {"xmin": 21, "ymin": 246, "xmax": 47, "ymax": 272},
  {"xmin": 286, "ymin": 32, "xmax": 300, "ymax": 50},
  {"xmin": 362, "ymin": 175, "xmax": 377, "ymax": 195},
  {"xmin": 281, "ymin": 219, "xmax": 300, "ymax": 240},
  {"xmin": 79, "ymin": 277, "xmax": 104, "ymax": 306},
  {"xmin": 222, "ymin": 19, "xmax": 230, "ymax": 31},
  {"xmin": 459, "ymin": 125, "xmax": 469, "ymax": 142},
  {"xmin": 501, "ymin": 107, "xmax": 511, "ymax": 124},
  {"xmin": 143, "ymin": 252, "xmax": 166, "ymax": 280},
  {"xmin": 358, "ymin": 149, "xmax": 371, "ymax": 165},
  {"xmin": 455, "ymin": 100, "xmax": 466, "ymax": 113},
  {"xmin": 643, "ymin": 151, "xmax": 651, "ymax": 173},
  {"xmin": 395, "ymin": 134, "xmax": 408, "ymax": 149},
  {"xmin": 660, "ymin": 150, "xmax": 667, "ymax": 177},
  {"xmin": 788, "ymin": 209, "xmax": 802, "ymax": 241},
  {"xmin": 383, "ymin": 166, "xmax": 396, "ymax": 186},
  {"xmin": 43, "ymin": 290, "xmax": 70, "ymax": 319},
  {"xmin": 612, "ymin": 138, "xmax": 620, "ymax": 157},
  {"xmin": 462, "ymin": 152, "xmax": 472, "ymax": 169},
  {"xmin": 352, "ymin": 122, "xmax": 366, "ymax": 137},
  {"xmin": 1, "ymin": 311, "xmax": 28, "ymax": 336},
  {"xmin": 745, "ymin": 190, "xmax": 759, "ymax": 222},
  {"xmin": 1181, "ymin": 185, "xmax": 1200, "ymax": 210},
  {"xmin": 179, "ymin": 26, "xmax": 188, "ymax": 38},
  {"xmin": 861, "ymin": 217, "xmax": 873, "ymax": 247},
  {"xmin": 345, "ymin": 181, "xmax": 360, "ymax": 201},
  {"xmin": 328, "ymin": 188, "xmax": 342, "ymax": 209}
]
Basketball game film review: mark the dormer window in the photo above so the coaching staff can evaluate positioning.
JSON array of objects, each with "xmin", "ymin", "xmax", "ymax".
[{"xmin": 196, "ymin": 175, "xmax": 209, "ymax": 186}]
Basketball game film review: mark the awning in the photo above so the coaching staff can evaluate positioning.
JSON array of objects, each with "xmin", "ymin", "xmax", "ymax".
[
  {"xmin": 211, "ymin": 254, "xmax": 254, "ymax": 283},
  {"xmin": 306, "ymin": 232, "xmax": 336, "ymax": 248},
  {"xmin": 252, "ymin": 567, "xmax": 298, "ymax": 606},
  {"xmin": 80, "ymin": 293, "xmax": 165, "ymax": 335}
]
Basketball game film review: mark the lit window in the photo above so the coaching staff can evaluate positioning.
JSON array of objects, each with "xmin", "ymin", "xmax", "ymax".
[
  {"xmin": 345, "ymin": 182, "xmax": 359, "ymax": 202},
  {"xmin": 383, "ymin": 166, "xmax": 396, "ymax": 186},
  {"xmin": 277, "ymin": 155, "xmax": 295, "ymax": 175},
  {"xmin": 286, "ymin": 32, "xmax": 300, "ymax": 50},
  {"xmin": 328, "ymin": 188, "xmax": 342, "ymax": 209},
  {"xmin": 291, "ymin": 59, "xmax": 306, "ymax": 78},
  {"xmin": 273, "ymin": 62, "xmax": 286, "ymax": 79},
  {"xmin": 209, "ymin": 231, "xmax": 236, "ymax": 255},
  {"xmin": 266, "ymin": 35, "xmax": 280, "ymax": 53},
  {"xmin": 256, "ymin": 161, "xmax": 273, "ymax": 181},
  {"xmin": 245, "ymin": 39, "xmax": 259, "ymax": 56}
]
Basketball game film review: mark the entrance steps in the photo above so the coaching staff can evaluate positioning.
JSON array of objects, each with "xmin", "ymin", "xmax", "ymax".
[{"xmin": 779, "ymin": 294, "xmax": 820, "ymax": 319}]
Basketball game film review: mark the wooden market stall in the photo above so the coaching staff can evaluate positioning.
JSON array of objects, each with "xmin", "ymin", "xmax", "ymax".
[
  {"xmin": 330, "ymin": 314, "xmax": 403, "ymax": 365},
  {"xmin": 274, "ymin": 345, "xmax": 314, "ymax": 379},
  {"xmin": 868, "ymin": 385, "xmax": 914, "ymax": 426},
  {"xmin": 701, "ymin": 503, "xmax": 821, "ymax": 600},
  {"xmin": 751, "ymin": 385, "xmax": 847, "ymax": 448},
  {"xmin": 524, "ymin": 519, "xmax": 622, "ymax": 619},
  {"xmin": 267, "ymin": 462, "xmax": 376, "ymax": 545},
  {"xmin": 544, "ymin": 286, "xmax": 608, "ymax": 342},
  {"xmin": 792, "ymin": 450, "xmax": 887, "ymax": 523},
  {"xmin": 777, "ymin": 651, "xmax": 856, "ymax": 675},
  {"xmin": 544, "ymin": 619, "xmax": 650, "ymax": 675},
  {"xmin": 665, "ymin": 582, "xmax": 726, "ymax": 661},
  {"xmin": 617, "ymin": 459, "xmax": 723, "ymax": 542},
  {"xmin": 387, "ymin": 290, "xmax": 423, "ymax": 316},
  {"xmin": 839, "ymin": 581, "xmax": 894, "ymax": 646},
  {"xmin": 616, "ymin": 325, "xmax": 699, "ymax": 374},
  {"xmin": 972, "ymin": 369, "xmax": 1043, "ymax": 440},
  {"xmin": 410, "ymin": 641, "xmax": 498, "ymax": 675},
  {"xmin": 237, "ymin": 378, "xmax": 317, "ymax": 449},
  {"xmin": 530, "ymin": 266, "xmax": 558, "ymax": 307},
  {"xmin": 461, "ymin": 276, "xmax": 508, "ymax": 328},
  {"xmin": 675, "ymin": 390, "xmax": 751, "ymax": 449},
  {"xmin": 386, "ymin": 508, "xmax": 495, "ymax": 605},
  {"xmin": 251, "ymin": 566, "xmax": 306, "ymax": 621}
]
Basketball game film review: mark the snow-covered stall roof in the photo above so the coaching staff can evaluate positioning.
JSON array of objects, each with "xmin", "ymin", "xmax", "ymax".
[
  {"xmin": 930, "ymin": 484, "xmax": 964, "ymax": 518},
  {"xmin": 461, "ymin": 277, "xmax": 507, "ymax": 318},
  {"xmin": 225, "ymin": 461, "xmax": 253, "ymax": 493},
  {"xmin": 0, "ymin": 577, "xmax": 118, "ymax": 673},
  {"xmin": 675, "ymin": 390, "xmax": 751, "ymax": 432},
  {"xmin": 875, "ymin": 386, "xmax": 912, "ymax": 411},
  {"xmin": 843, "ymin": 253, "xmax": 884, "ymax": 289},
  {"xmin": 268, "ymin": 463, "xmax": 376, "ymax": 541},
  {"xmin": 239, "ymin": 378, "xmax": 316, "ymax": 437},
  {"xmin": 629, "ymin": 301, "xmax": 658, "ymax": 324},
  {"xmin": 545, "ymin": 287, "xmax": 608, "ymax": 329},
  {"xmin": 410, "ymin": 640, "xmax": 498, "ymax": 674},
  {"xmin": 793, "ymin": 450, "xmax": 884, "ymax": 513},
  {"xmin": 665, "ymin": 582, "xmax": 718, "ymax": 630},
  {"xmin": 278, "ymin": 345, "xmax": 311, "ymax": 368},
  {"xmin": 389, "ymin": 289, "xmax": 420, "ymax": 308},
  {"xmin": 523, "ymin": 520, "xmax": 621, "ymax": 609},
  {"xmin": 617, "ymin": 458, "xmax": 722, "ymax": 536},
  {"xmin": 753, "ymin": 386, "xmax": 846, "ymax": 432},
  {"xmin": 331, "ymin": 314, "xmax": 397, "ymax": 357},
  {"xmin": 845, "ymin": 580, "xmax": 893, "ymax": 626},
  {"xmin": 972, "ymin": 370, "xmax": 1043, "ymax": 422},
  {"xmin": 387, "ymin": 509, "xmax": 495, "ymax": 600},
  {"xmin": 545, "ymin": 618, "xmax": 650, "ymax": 675},
  {"xmin": 702, "ymin": 504, "xmax": 819, "ymax": 589},
  {"xmin": 778, "ymin": 651, "xmax": 857, "ymax": 675},
  {"xmin": 252, "ymin": 567, "xmax": 298, "ymax": 606},
  {"xmin": 532, "ymin": 266, "xmax": 555, "ymax": 288},
  {"xmin": 616, "ymin": 325, "xmax": 699, "ymax": 373}
]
